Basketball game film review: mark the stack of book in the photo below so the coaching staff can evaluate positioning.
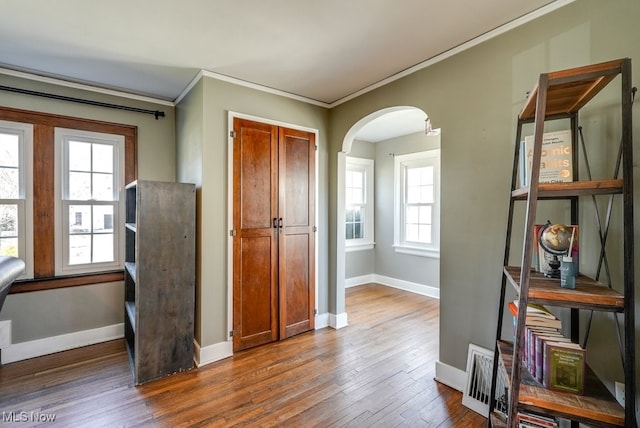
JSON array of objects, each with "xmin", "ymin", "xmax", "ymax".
[
  {"xmin": 517, "ymin": 411, "xmax": 558, "ymax": 427},
  {"xmin": 510, "ymin": 300, "xmax": 586, "ymax": 394}
]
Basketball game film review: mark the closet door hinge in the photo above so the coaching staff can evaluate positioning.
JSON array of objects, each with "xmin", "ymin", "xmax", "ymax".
[
  {"xmin": 230, "ymin": 130, "xmax": 237, "ymax": 138},
  {"xmin": 229, "ymin": 330, "xmax": 235, "ymax": 337},
  {"xmin": 314, "ymin": 144, "xmax": 318, "ymax": 151},
  {"xmin": 314, "ymin": 309, "xmax": 318, "ymax": 315},
  {"xmin": 230, "ymin": 229, "xmax": 237, "ymax": 237},
  {"xmin": 313, "ymin": 226, "xmax": 317, "ymax": 232}
]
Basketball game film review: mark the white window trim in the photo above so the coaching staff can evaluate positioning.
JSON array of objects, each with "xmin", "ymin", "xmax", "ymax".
[
  {"xmin": 393, "ymin": 149, "xmax": 440, "ymax": 259},
  {"xmin": 54, "ymin": 128, "xmax": 125, "ymax": 275},
  {"xmin": 0, "ymin": 120, "xmax": 34, "ymax": 279},
  {"xmin": 345, "ymin": 156, "xmax": 374, "ymax": 252}
]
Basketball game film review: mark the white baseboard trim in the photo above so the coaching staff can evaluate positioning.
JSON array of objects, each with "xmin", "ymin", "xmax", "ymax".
[
  {"xmin": 315, "ymin": 313, "xmax": 330, "ymax": 329},
  {"xmin": 345, "ymin": 274, "xmax": 375, "ymax": 288},
  {"xmin": 1, "ymin": 323, "xmax": 124, "ymax": 365},
  {"xmin": 330, "ymin": 312, "xmax": 349, "ymax": 329},
  {"xmin": 434, "ymin": 360, "xmax": 466, "ymax": 392},
  {"xmin": 194, "ymin": 339, "xmax": 233, "ymax": 367},
  {"xmin": 345, "ymin": 274, "xmax": 440, "ymax": 299}
]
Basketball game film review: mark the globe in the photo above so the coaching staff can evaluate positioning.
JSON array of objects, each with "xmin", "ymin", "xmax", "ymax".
[
  {"xmin": 538, "ymin": 222, "xmax": 575, "ymax": 278},
  {"xmin": 539, "ymin": 223, "xmax": 573, "ymax": 255}
]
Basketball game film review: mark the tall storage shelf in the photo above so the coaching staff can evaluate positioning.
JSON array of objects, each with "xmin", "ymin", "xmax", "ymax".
[
  {"xmin": 124, "ymin": 180, "xmax": 196, "ymax": 385},
  {"xmin": 487, "ymin": 59, "xmax": 635, "ymax": 427}
]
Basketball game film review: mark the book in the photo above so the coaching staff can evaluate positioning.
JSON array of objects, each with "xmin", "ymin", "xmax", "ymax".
[
  {"xmin": 543, "ymin": 341, "xmax": 586, "ymax": 394},
  {"xmin": 522, "ymin": 129, "xmax": 573, "ymax": 185},
  {"xmin": 517, "ymin": 411, "xmax": 558, "ymax": 427},
  {"xmin": 534, "ymin": 333, "xmax": 570, "ymax": 382}
]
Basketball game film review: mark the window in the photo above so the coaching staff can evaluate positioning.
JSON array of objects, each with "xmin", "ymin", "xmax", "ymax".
[
  {"xmin": 0, "ymin": 120, "xmax": 33, "ymax": 278},
  {"xmin": 345, "ymin": 156, "xmax": 374, "ymax": 251},
  {"xmin": 394, "ymin": 149, "xmax": 440, "ymax": 258},
  {"xmin": 55, "ymin": 128, "xmax": 125, "ymax": 274},
  {"xmin": 0, "ymin": 106, "xmax": 136, "ymax": 293}
]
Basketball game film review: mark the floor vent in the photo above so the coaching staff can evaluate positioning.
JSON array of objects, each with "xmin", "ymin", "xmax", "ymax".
[{"xmin": 462, "ymin": 344, "xmax": 508, "ymax": 417}]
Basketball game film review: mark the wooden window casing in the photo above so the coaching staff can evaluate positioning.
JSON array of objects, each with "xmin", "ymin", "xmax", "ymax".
[{"xmin": 0, "ymin": 106, "xmax": 136, "ymax": 294}]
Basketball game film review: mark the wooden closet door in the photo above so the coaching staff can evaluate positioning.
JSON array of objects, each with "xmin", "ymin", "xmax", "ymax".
[
  {"xmin": 278, "ymin": 127, "xmax": 315, "ymax": 339},
  {"xmin": 233, "ymin": 118, "xmax": 279, "ymax": 352}
]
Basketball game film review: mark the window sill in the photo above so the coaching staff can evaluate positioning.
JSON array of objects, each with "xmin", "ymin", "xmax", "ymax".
[
  {"xmin": 345, "ymin": 242, "xmax": 375, "ymax": 252},
  {"xmin": 393, "ymin": 245, "xmax": 440, "ymax": 259},
  {"xmin": 9, "ymin": 270, "xmax": 125, "ymax": 294}
]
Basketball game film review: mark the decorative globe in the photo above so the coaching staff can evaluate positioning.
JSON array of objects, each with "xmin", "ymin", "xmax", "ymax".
[{"xmin": 540, "ymin": 223, "xmax": 573, "ymax": 255}]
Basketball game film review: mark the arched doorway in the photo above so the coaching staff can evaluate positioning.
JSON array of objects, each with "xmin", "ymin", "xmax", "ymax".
[{"xmin": 335, "ymin": 106, "xmax": 441, "ymax": 326}]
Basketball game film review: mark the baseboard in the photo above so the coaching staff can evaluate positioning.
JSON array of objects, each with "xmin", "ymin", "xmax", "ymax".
[
  {"xmin": 330, "ymin": 312, "xmax": 348, "ymax": 329},
  {"xmin": 194, "ymin": 339, "xmax": 233, "ymax": 367},
  {"xmin": 315, "ymin": 312, "xmax": 330, "ymax": 329},
  {"xmin": 345, "ymin": 274, "xmax": 375, "ymax": 288},
  {"xmin": 1, "ymin": 323, "xmax": 124, "ymax": 364},
  {"xmin": 434, "ymin": 360, "xmax": 466, "ymax": 392},
  {"xmin": 345, "ymin": 274, "xmax": 440, "ymax": 299}
]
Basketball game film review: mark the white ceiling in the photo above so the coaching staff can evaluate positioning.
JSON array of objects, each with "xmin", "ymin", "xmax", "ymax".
[{"xmin": 0, "ymin": 0, "xmax": 570, "ymax": 107}]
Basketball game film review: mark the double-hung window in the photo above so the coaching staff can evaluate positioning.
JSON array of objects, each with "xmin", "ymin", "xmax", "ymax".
[
  {"xmin": 394, "ymin": 149, "xmax": 440, "ymax": 258},
  {"xmin": 345, "ymin": 156, "xmax": 374, "ymax": 251},
  {"xmin": 0, "ymin": 120, "xmax": 33, "ymax": 278},
  {"xmin": 55, "ymin": 128, "xmax": 125, "ymax": 274}
]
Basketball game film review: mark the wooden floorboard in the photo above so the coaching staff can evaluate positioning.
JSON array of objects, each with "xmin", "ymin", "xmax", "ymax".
[{"xmin": 0, "ymin": 284, "xmax": 487, "ymax": 427}]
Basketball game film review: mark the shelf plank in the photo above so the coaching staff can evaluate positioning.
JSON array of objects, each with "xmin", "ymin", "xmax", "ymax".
[
  {"xmin": 519, "ymin": 59, "xmax": 624, "ymax": 120},
  {"xmin": 497, "ymin": 341, "xmax": 624, "ymax": 427},
  {"xmin": 490, "ymin": 411, "xmax": 507, "ymax": 428},
  {"xmin": 125, "ymin": 301, "xmax": 136, "ymax": 331},
  {"xmin": 124, "ymin": 262, "xmax": 136, "ymax": 283},
  {"xmin": 504, "ymin": 266, "xmax": 624, "ymax": 312},
  {"xmin": 512, "ymin": 179, "xmax": 623, "ymax": 200}
]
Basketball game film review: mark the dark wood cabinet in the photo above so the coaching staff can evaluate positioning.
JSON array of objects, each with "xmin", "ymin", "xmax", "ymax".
[{"xmin": 124, "ymin": 180, "xmax": 196, "ymax": 385}]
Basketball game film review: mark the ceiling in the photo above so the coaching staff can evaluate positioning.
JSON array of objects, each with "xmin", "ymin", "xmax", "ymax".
[{"xmin": 0, "ymin": 0, "xmax": 571, "ymax": 108}]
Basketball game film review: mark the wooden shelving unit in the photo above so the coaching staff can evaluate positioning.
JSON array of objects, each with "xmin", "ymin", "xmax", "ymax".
[
  {"xmin": 487, "ymin": 59, "xmax": 636, "ymax": 427},
  {"xmin": 124, "ymin": 180, "xmax": 196, "ymax": 385}
]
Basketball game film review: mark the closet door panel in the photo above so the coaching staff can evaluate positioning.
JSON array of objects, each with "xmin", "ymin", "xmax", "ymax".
[
  {"xmin": 278, "ymin": 127, "xmax": 315, "ymax": 339},
  {"xmin": 233, "ymin": 118, "xmax": 278, "ymax": 351}
]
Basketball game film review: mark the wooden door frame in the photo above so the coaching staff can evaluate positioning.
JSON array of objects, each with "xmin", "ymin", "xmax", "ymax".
[{"xmin": 226, "ymin": 111, "xmax": 319, "ymax": 347}]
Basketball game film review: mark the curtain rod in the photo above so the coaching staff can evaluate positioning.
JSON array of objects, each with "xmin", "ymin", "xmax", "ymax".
[{"xmin": 0, "ymin": 85, "xmax": 165, "ymax": 119}]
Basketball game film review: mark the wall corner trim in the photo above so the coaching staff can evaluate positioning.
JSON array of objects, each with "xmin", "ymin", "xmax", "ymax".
[
  {"xmin": 434, "ymin": 360, "xmax": 466, "ymax": 392},
  {"xmin": 194, "ymin": 339, "xmax": 233, "ymax": 367}
]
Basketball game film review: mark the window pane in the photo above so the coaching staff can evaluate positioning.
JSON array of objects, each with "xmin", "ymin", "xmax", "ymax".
[
  {"xmin": 69, "ymin": 141, "xmax": 91, "ymax": 171},
  {"xmin": 69, "ymin": 172, "xmax": 92, "ymax": 200},
  {"xmin": 420, "ymin": 206, "xmax": 432, "ymax": 224},
  {"xmin": 354, "ymin": 222, "xmax": 362, "ymax": 239},
  {"xmin": 69, "ymin": 205, "xmax": 92, "ymax": 234},
  {"xmin": 421, "ymin": 166, "xmax": 434, "ymax": 185},
  {"xmin": 406, "ymin": 224, "xmax": 419, "ymax": 242},
  {"xmin": 93, "ymin": 233, "xmax": 114, "ymax": 262},
  {"xmin": 0, "ymin": 167, "xmax": 19, "ymax": 198},
  {"xmin": 419, "ymin": 225, "xmax": 432, "ymax": 243},
  {"xmin": 0, "ymin": 133, "xmax": 19, "ymax": 167},
  {"xmin": 69, "ymin": 234, "xmax": 91, "ymax": 265},
  {"xmin": 92, "ymin": 143, "xmax": 113, "ymax": 173},
  {"xmin": 407, "ymin": 206, "xmax": 419, "ymax": 224},
  {"xmin": 0, "ymin": 237, "xmax": 18, "ymax": 257},
  {"xmin": 421, "ymin": 185, "xmax": 434, "ymax": 203},
  {"xmin": 1, "ymin": 204, "xmax": 18, "ymax": 237},
  {"xmin": 93, "ymin": 205, "xmax": 114, "ymax": 233},
  {"xmin": 93, "ymin": 172, "xmax": 114, "ymax": 201}
]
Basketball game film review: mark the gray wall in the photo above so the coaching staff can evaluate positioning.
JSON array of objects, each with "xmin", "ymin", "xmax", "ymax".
[
  {"xmin": 176, "ymin": 76, "xmax": 330, "ymax": 348},
  {"xmin": 328, "ymin": 0, "xmax": 640, "ymax": 399},
  {"xmin": 0, "ymin": 74, "xmax": 176, "ymax": 343}
]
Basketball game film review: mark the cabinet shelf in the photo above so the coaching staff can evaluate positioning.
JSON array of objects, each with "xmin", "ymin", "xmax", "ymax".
[
  {"xmin": 512, "ymin": 179, "xmax": 623, "ymax": 200},
  {"xmin": 504, "ymin": 266, "xmax": 624, "ymax": 312},
  {"xmin": 125, "ymin": 301, "xmax": 136, "ymax": 331},
  {"xmin": 124, "ymin": 262, "xmax": 136, "ymax": 283},
  {"xmin": 497, "ymin": 341, "xmax": 624, "ymax": 427}
]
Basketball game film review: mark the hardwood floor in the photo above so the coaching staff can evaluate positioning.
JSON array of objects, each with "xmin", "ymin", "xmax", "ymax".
[{"xmin": 0, "ymin": 284, "xmax": 486, "ymax": 427}]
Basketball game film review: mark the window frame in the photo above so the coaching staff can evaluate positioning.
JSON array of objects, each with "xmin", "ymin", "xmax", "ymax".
[
  {"xmin": 54, "ymin": 128, "xmax": 125, "ymax": 275},
  {"xmin": 0, "ymin": 120, "xmax": 34, "ymax": 279},
  {"xmin": 345, "ymin": 156, "xmax": 375, "ymax": 252},
  {"xmin": 0, "ymin": 106, "xmax": 137, "ymax": 294},
  {"xmin": 393, "ymin": 149, "xmax": 440, "ymax": 258}
]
